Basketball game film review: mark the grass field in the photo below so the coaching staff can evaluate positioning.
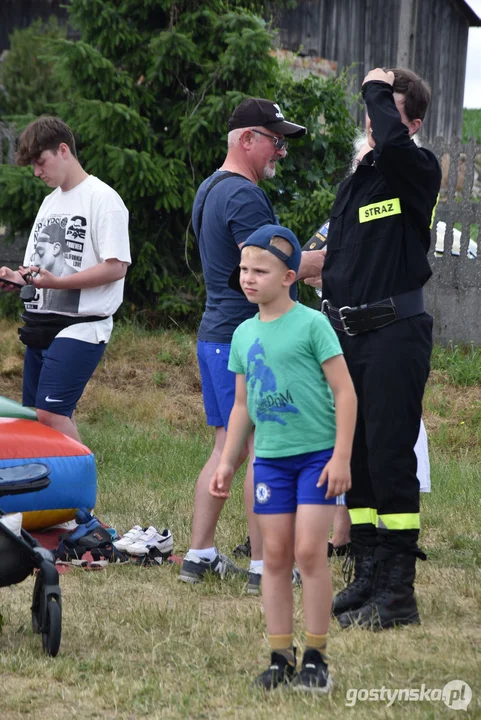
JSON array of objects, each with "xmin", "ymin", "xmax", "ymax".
[
  {"xmin": 0, "ymin": 319, "xmax": 480, "ymax": 719},
  {"xmin": 463, "ymin": 109, "xmax": 481, "ymax": 143}
]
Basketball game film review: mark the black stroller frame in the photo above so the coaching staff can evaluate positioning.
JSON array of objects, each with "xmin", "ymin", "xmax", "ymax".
[{"xmin": 0, "ymin": 462, "xmax": 62, "ymax": 656}]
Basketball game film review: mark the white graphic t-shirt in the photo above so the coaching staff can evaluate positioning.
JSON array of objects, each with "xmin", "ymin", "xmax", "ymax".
[{"xmin": 23, "ymin": 175, "xmax": 131, "ymax": 343}]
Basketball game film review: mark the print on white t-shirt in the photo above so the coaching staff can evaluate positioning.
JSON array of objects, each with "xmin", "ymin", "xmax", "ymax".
[
  {"xmin": 24, "ymin": 175, "xmax": 130, "ymax": 317},
  {"xmin": 23, "ymin": 175, "xmax": 131, "ymax": 343}
]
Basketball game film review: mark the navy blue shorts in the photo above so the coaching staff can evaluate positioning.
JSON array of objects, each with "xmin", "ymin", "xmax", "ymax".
[
  {"xmin": 23, "ymin": 337, "xmax": 106, "ymax": 417},
  {"xmin": 197, "ymin": 340, "xmax": 236, "ymax": 429},
  {"xmin": 253, "ymin": 449, "xmax": 345, "ymax": 514}
]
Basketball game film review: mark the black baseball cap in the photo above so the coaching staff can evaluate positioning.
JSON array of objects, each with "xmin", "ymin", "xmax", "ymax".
[{"xmin": 228, "ymin": 98, "xmax": 306, "ymax": 139}]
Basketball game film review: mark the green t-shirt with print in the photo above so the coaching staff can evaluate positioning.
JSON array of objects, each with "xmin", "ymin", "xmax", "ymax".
[{"xmin": 229, "ymin": 302, "xmax": 343, "ymax": 458}]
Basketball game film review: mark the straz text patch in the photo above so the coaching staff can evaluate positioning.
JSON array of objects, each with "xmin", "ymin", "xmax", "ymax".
[{"xmin": 359, "ymin": 198, "xmax": 401, "ymax": 224}]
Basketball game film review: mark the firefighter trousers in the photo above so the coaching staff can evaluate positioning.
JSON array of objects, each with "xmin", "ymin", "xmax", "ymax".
[{"xmin": 340, "ymin": 313, "xmax": 433, "ymax": 552}]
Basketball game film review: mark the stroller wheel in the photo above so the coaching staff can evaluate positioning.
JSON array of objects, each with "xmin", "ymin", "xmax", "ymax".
[{"xmin": 41, "ymin": 597, "xmax": 61, "ymax": 657}]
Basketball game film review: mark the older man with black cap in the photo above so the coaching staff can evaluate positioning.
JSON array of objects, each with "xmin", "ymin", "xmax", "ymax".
[{"xmin": 179, "ymin": 97, "xmax": 326, "ymax": 589}]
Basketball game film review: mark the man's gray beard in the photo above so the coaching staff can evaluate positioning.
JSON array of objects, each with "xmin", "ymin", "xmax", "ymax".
[{"xmin": 263, "ymin": 164, "xmax": 276, "ymax": 180}]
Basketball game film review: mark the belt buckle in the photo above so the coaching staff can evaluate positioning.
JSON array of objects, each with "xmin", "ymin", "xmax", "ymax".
[
  {"xmin": 321, "ymin": 299, "xmax": 330, "ymax": 316},
  {"xmin": 339, "ymin": 305, "xmax": 358, "ymax": 336}
]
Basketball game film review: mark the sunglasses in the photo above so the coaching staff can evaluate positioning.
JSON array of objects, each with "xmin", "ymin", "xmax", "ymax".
[{"xmin": 251, "ymin": 129, "xmax": 288, "ymax": 151}]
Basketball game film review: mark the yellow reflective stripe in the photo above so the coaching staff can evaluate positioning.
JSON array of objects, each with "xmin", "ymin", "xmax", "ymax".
[
  {"xmin": 349, "ymin": 507, "xmax": 377, "ymax": 526},
  {"xmin": 359, "ymin": 197, "xmax": 401, "ymax": 224},
  {"xmin": 377, "ymin": 513, "xmax": 420, "ymax": 530},
  {"xmin": 430, "ymin": 193, "xmax": 440, "ymax": 229}
]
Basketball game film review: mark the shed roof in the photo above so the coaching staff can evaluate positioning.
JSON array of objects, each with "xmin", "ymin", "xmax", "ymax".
[{"xmin": 455, "ymin": 0, "xmax": 481, "ymax": 26}]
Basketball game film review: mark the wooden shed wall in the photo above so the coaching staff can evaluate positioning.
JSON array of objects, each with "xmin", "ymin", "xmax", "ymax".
[
  {"xmin": 277, "ymin": 0, "xmax": 471, "ymax": 142},
  {"xmin": 415, "ymin": 0, "xmax": 469, "ymax": 140}
]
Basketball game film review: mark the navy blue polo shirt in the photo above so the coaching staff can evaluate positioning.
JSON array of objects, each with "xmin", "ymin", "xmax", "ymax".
[{"xmin": 193, "ymin": 171, "xmax": 277, "ymax": 343}]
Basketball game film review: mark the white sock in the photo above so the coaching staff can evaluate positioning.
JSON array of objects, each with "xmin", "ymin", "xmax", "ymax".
[
  {"xmin": 250, "ymin": 559, "xmax": 263, "ymax": 572},
  {"xmin": 190, "ymin": 546, "xmax": 217, "ymax": 561}
]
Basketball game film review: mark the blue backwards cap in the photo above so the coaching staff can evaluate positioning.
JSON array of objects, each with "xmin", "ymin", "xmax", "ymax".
[{"xmin": 228, "ymin": 224, "xmax": 301, "ymax": 293}]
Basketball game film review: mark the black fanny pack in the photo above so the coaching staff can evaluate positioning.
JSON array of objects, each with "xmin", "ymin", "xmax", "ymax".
[{"xmin": 18, "ymin": 311, "xmax": 108, "ymax": 350}]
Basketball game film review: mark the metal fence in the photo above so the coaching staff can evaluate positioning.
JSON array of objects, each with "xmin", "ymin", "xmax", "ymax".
[{"xmin": 426, "ymin": 137, "xmax": 481, "ymax": 344}]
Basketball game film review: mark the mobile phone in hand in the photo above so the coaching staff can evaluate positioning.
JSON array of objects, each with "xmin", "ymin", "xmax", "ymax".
[
  {"xmin": 0, "ymin": 277, "xmax": 24, "ymax": 289},
  {"xmin": 302, "ymin": 219, "xmax": 330, "ymax": 251}
]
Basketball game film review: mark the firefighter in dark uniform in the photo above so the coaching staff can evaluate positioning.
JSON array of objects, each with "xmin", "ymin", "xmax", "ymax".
[{"xmin": 321, "ymin": 67, "xmax": 442, "ymax": 630}]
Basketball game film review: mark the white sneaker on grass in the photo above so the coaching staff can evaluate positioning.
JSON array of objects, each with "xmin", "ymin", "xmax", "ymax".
[
  {"xmin": 113, "ymin": 525, "xmax": 144, "ymax": 551},
  {"xmin": 126, "ymin": 527, "xmax": 174, "ymax": 557}
]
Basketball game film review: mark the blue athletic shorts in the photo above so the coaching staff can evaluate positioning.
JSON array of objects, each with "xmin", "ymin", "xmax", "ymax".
[
  {"xmin": 23, "ymin": 337, "xmax": 106, "ymax": 418},
  {"xmin": 253, "ymin": 448, "xmax": 346, "ymax": 514},
  {"xmin": 197, "ymin": 340, "xmax": 236, "ymax": 429}
]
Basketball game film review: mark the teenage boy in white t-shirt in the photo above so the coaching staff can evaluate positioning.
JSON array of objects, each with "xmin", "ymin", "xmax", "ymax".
[{"xmin": 0, "ymin": 116, "xmax": 131, "ymax": 442}]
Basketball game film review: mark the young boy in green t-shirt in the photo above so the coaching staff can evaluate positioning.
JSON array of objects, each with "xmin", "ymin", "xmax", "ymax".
[{"xmin": 209, "ymin": 224, "xmax": 357, "ymax": 692}]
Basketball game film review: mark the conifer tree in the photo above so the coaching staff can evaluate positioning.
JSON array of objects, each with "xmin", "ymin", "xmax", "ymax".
[
  {"xmin": 0, "ymin": 0, "xmax": 356, "ymax": 322},
  {"xmin": 0, "ymin": 17, "xmax": 66, "ymax": 117}
]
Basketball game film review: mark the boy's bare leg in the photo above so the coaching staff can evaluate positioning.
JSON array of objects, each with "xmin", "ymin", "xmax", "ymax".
[
  {"xmin": 191, "ymin": 427, "xmax": 264, "ymax": 559},
  {"xmin": 36, "ymin": 409, "xmax": 82, "ymax": 443},
  {"xmin": 244, "ymin": 433, "xmax": 262, "ymax": 560},
  {"xmin": 331, "ymin": 505, "xmax": 351, "ymax": 548},
  {"xmin": 252, "ymin": 513, "xmax": 297, "ymax": 688},
  {"xmin": 191, "ymin": 426, "xmax": 245, "ymax": 548},
  {"xmin": 257, "ymin": 513, "xmax": 296, "ymax": 633},
  {"xmin": 296, "ymin": 505, "xmax": 336, "ymax": 634}
]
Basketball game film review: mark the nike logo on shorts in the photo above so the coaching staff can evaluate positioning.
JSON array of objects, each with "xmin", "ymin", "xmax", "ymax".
[{"xmin": 45, "ymin": 396, "xmax": 63, "ymax": 403}]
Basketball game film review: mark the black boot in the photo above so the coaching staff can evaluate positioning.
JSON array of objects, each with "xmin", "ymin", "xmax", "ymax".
[
  {"xmin": 332, "ymin": 543, "xmax": 375, "ymax": 617},
  {"xmin": 337, "ymin": 548, "xmax": 426, "ymax": 630}
]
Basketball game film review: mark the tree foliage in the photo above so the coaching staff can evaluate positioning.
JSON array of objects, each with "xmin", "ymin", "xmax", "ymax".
[
  {"xmin": 0, "ymin": 17, "xmax": 67, "ymax": 117},
  {"xmin": 0, "ymin": 1, "xmax": 356, "ymax": 324}
]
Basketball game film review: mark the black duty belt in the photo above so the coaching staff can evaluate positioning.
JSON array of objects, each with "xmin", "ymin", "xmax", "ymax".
[{"xmin": 321, "ymin": 288, "xmax": 424, "ymax": 336}]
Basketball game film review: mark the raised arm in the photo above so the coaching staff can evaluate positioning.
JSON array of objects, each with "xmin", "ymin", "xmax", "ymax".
[{"xmin": 363, "ymin": 77, "xmax": 441, "ymax": 222}]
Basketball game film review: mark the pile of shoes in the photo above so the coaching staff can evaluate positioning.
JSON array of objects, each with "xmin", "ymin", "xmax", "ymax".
[
  {"xmin": 113, "ymin": 525, "xmax": 174, "ymax": 566},
  {"xmin": 55, "ymin": 508, "xmax": 129, "ymax": 567},
  {"xmin": 54, "ymin": 512, "xmax": 174, "ymax": 569}
]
